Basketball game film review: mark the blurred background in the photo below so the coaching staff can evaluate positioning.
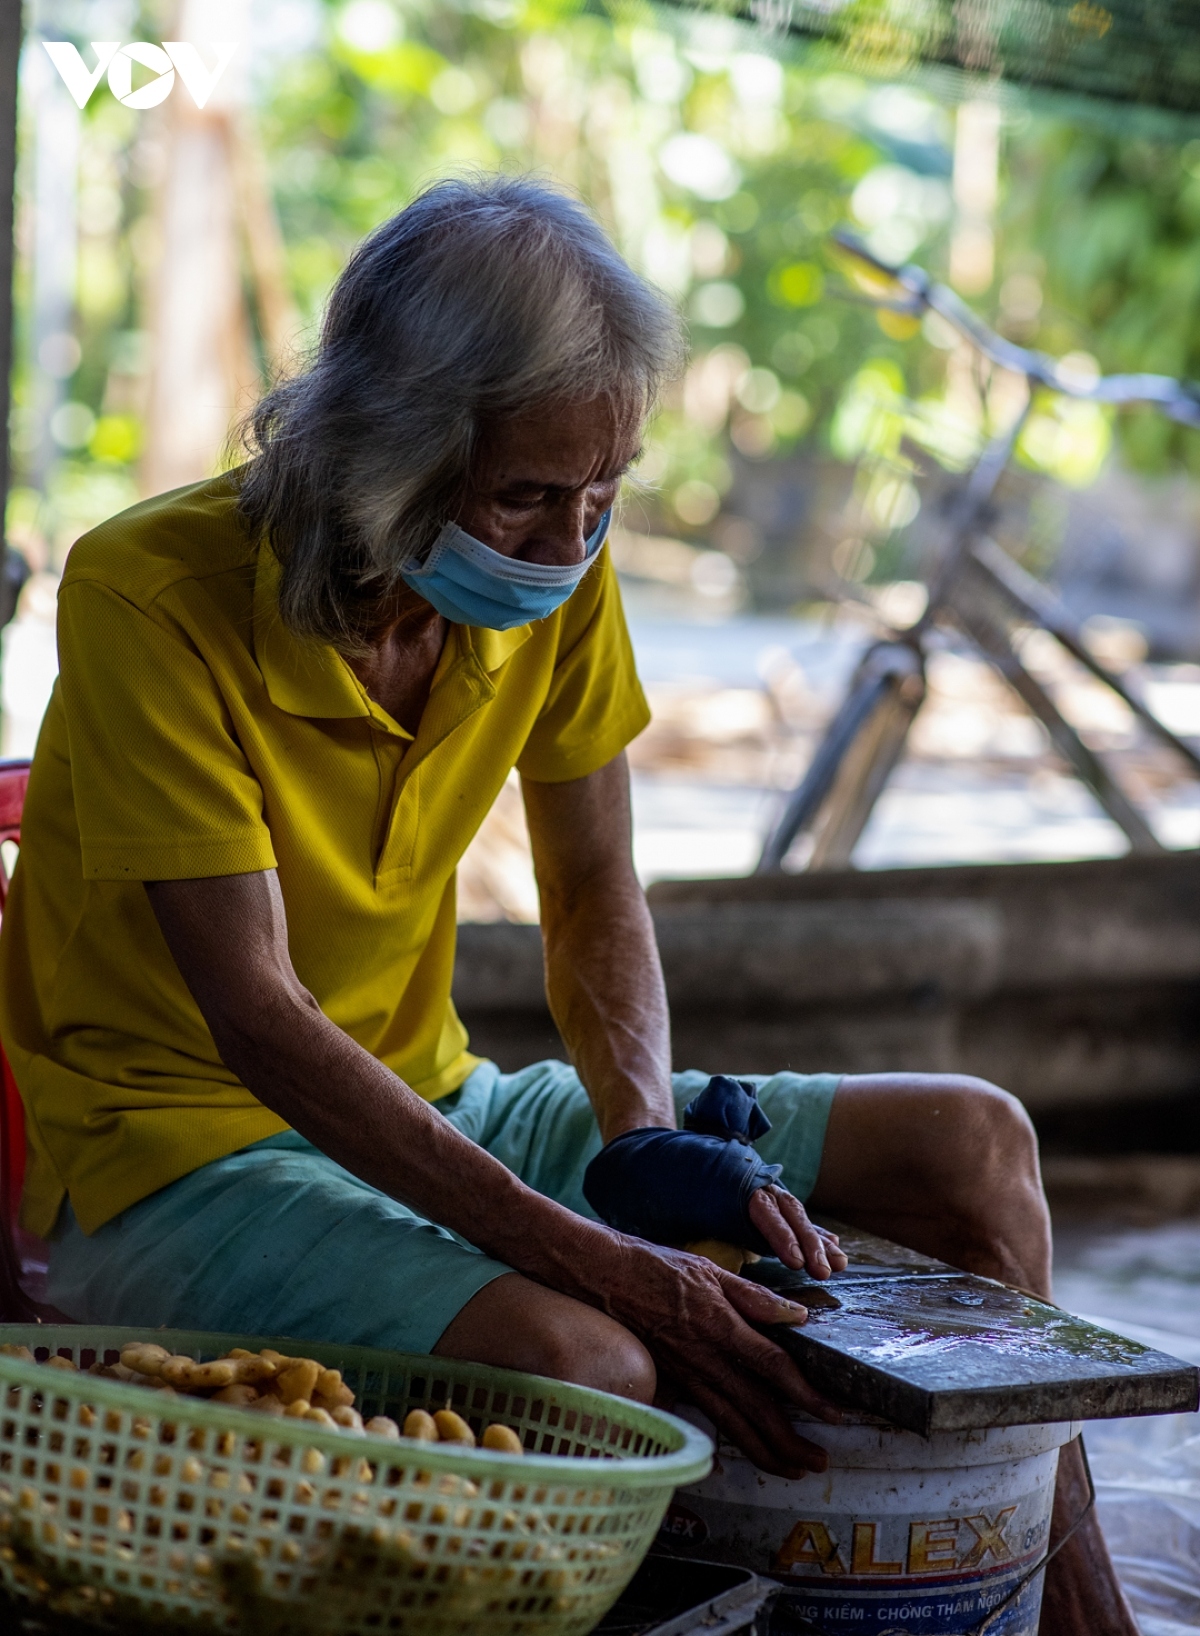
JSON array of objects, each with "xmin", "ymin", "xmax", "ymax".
[
  {"xmin": 8, "ymin": 0, "xmax": 1200, "ymax": 920},
  {"xmin": 6, "ymin": 8, "xmax": 1200, "ymax": 1625}
]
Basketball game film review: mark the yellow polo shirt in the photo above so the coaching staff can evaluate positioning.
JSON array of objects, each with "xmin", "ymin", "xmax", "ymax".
[{"xmin": 0, "ymin": 473, "xmax": 650, "ymax": 1237}]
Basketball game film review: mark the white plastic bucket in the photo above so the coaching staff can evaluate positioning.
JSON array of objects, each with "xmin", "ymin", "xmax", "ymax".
[{"xmin": 662, "ymin": 1413, "xmax": 1080, "ymax": 1635}]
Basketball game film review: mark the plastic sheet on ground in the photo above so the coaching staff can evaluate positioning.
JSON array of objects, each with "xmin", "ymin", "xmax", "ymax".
[{"xmin": 1081, "ymin": 1320, "xmax": 1200, "ymax": 1636}]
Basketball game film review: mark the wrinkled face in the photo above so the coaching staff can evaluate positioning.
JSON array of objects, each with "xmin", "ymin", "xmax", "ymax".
[{"xmin": 457, "ymin": 396, "xmax": 642, "ymax": 566}]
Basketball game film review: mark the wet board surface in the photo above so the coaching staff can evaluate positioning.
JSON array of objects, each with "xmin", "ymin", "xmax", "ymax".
[{"xmin": 753, "ymin": 1221, "xmax": 1200, "ymax": 1436}]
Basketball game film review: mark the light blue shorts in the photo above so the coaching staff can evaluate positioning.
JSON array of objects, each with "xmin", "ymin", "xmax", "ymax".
[{"xmin": 47, "ymin": 1060, "xmax": 839, "ymax": 1355}]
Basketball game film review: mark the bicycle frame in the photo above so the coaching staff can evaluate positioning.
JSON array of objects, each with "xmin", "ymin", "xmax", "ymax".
[{"xmin": 757, "ymin": 232, "xmax": 1200, "ymax": 872}]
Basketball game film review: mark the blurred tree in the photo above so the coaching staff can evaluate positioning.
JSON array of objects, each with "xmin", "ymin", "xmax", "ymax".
[
  {"xmin": 255, "ymin": 0, "xmax": 942, "ymax": 541},
  {"xmin": 10, "ymin": 0, "xmax": 1200, "ymax": 589},
  {"xmin": 1000, "ymin": 118, "xmax": 1200, "ymax": 474}
]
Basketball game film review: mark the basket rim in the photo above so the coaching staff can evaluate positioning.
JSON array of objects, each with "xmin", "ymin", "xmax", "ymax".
[{"xmin": 0, "ymin": 1323, "xmax": 714, "ymax": 1486}]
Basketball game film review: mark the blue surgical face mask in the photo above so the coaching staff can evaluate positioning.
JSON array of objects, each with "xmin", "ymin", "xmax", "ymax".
[{"xmin": 400, "ymin": 511, "xmax": 611, "ymax": 631}]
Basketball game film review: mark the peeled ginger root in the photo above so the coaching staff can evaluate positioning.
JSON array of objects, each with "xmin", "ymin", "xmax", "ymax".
[
  {"xmin": 403, "ymin": 1407, "xmax": 523, "ymax": 1453},
  {"xmin": 434, "ymin": 1410, "xmax": 475, "ymax": 1446},
  {"xmin": 4, "ymin": 1342, "xmax": 525, "ymax": 1455},
  {"xmin": 39, "ymin": 1342, "xmax": 380, "ymax": 1442},
  {"xmin": 685, "ymin": 1239, "xmax": 761, "ymax": 1274},
  {"xmin": 482, "ymin": 1423, "xmax": 524, "ymax": 1454},
  {"xmin": 403, "ymin": 1409, "xmax": 439, "ymax": 1442}
]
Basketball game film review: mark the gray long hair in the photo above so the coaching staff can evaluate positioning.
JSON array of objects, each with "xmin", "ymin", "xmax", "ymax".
[{"xmin": 238, "ymin": 175, "xmax": 685, "ymax": 652}]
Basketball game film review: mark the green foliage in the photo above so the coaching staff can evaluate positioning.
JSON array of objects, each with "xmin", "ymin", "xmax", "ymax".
[
  {"xmin": 16, "ymin": 0, "xmax": 1200, "ymax": 576},
  {"xmin": 1001, "ymin": 123, "xmax": 1200, "ymax": 473},
  {"xmin": 256, "ymin": 1, "xmax": 938, "ymax": 530}
]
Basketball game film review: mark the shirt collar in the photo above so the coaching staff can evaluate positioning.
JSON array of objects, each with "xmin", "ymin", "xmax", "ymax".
[
  {"xmin": 253, "ymin": 544, "xmax": 370, "ymax": 719},
  {"xmin": 466, "ymin": 624, "xmax": 533, "ymax": 673},
  {"xmin": 253, "ymin": 545, "xmax": 535, "ymax": 719}
]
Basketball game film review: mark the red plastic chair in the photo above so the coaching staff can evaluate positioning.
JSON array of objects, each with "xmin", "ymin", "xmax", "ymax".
[{"xmin": 0, "ymin": 759, "xmax": 38, "ymax": 1319}]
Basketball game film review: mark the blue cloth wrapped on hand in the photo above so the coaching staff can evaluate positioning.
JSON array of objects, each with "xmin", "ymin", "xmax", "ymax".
[
  {"xmin": 581, "ymin": 1076, "xmax": 787, "ymax": 1252},
  {"xmin": 682, "ymin": 1073, "xmax": 773, "ymax": 1143}
]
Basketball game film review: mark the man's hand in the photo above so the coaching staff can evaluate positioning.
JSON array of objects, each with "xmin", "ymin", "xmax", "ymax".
[
  {"xmin": 749, "ymin": 1188, "xmax": 847, "ymax": 1279},
  {"xmin": 583, "ymin": 1076, "xmax": 849, "ymax": 1279},
  {"xmin": 583, "ymin": 1123, "xmax": 785, "ymax": 1248},
  {"xmin": 586, "ymin": 1129, "xmax": 845, "ymax": 1277},
  {"xmin": 597, "ymin": 1236, "xmax": 840, "ymax": 1476}
]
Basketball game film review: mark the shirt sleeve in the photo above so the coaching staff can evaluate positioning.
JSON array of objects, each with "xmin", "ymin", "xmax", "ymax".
[
  {"xmin": 516, "ymin": 547, "xmax": 652, "ymax": 783},
  {"xmin": 57, "ymin": 580, "xmax": 278, "ymax": 881}
]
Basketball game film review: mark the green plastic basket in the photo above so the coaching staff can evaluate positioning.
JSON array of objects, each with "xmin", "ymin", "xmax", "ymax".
[{"xmin": 0, "ymin": 1324, "xmax": 712, "ymax": 1636}]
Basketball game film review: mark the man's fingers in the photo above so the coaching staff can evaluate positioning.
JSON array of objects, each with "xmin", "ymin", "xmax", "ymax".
[
  {"xmin": 812, "ymin": 1219, "xmax": 849, "ymax": 1266},
  {"xmin": 735, "ymin": 1327, "xmax": 844, "ymax": 1423},
  {"xmin": 719, "ymin": 1273, "xmax": 808, "ymax": 1328},
  {"xmin": 748, "ymin": 1187, "xmax": 803, "ymax": 1268},
  {"xmin": 714, "ymin": 1280, "xmax": 843, "ymax": 1423},
  {"xmin": 607, "ymin": 1243, "xmax": 844, "ymax": 1477},
  {"xmin": 779, "ymin": 1193, "xmax": 830, "ymax": 1276},
  {"xmin": 683, "ymin": 1377, "xmax": 829, "ymax": 1478},
  {"xmin": 748, "ymin": 1188, "xmax": 849, "ymax": 1278},
  {"xmin": 777, "ymin": 1193, "xmax": 849, "ymax": 1277}
]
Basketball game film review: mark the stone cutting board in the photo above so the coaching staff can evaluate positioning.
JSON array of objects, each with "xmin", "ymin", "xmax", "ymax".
[{"xmin": 753, "ymin": 1222, "xmax": 1200, "ymax": 1436}]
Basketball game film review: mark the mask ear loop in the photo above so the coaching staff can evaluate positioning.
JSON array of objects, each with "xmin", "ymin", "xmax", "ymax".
[{"xmin": 401, "ymin": 524, "xmax": 457, "ymax": 581}]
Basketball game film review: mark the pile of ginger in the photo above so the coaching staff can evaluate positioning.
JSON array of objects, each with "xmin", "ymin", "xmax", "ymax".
[{"xmin": 1, "ymin": 1341, "xmax": 525, "ymax": 1454}]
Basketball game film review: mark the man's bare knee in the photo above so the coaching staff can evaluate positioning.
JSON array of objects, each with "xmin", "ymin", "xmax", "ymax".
[
  {"xmin": 820, "ymin": 1071, "xmax": 1051, "ymax": 1291},
  {"xmin": 902, "ymin": 1075, "xmax": 1050, "ymax": 1290},
  {"xmin": 918, "ymin": 1076, "xmax": 1041, "ymax": 1204},
  {"xmin": 434, "ymin": 1274, "xmax": 657, "ymax": 1403},
  {"xmin": 532, "ymin": 1310, "xmax": 657, "ymax": 1403}
]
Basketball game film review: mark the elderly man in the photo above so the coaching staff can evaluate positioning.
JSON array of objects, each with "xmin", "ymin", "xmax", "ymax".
[{"xmin": 0, "ymin": 178, "xmax": 1129, "ymax": 1631}]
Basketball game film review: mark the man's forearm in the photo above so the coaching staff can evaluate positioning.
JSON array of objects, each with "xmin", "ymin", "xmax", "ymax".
[
  {"xmin": 539, "ymin": 864, "xmax": 674, "ymax": 1141},
  {"xmin": 144, "ymin": 870, "xmax": 832, "ymax": 1478},
  {"xmin": 210, "ymin": 981, "xmax": 627, "ymax": 1301},
  {"xmin": 145, "ymin": 866, "xmax": 643, "ymax": 1307}
]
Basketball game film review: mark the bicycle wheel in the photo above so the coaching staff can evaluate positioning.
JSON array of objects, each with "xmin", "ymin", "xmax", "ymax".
[{"xmin": 758, "ymin": 640, "xmax": 925, "ymax": 872}]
